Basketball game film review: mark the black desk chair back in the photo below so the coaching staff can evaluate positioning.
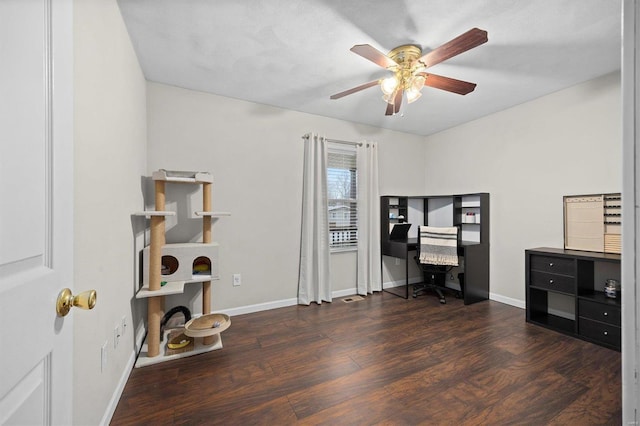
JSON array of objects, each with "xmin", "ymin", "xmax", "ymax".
[{"xmin": 413, "ymin": 226, "xmax": 461, "ymax": 303}]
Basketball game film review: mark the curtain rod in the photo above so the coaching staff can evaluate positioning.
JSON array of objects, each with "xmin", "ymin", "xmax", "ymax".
[{"xmin": 301, "ymin": 134, "xmax": 363, "ymax": 147}]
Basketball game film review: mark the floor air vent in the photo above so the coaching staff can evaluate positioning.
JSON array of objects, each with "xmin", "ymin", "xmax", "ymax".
[{"xmin": 341, "ymin": 295, "xmax": 364, "ymax": 303}]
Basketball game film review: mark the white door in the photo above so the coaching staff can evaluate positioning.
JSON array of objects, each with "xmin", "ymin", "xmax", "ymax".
[{"xmin": 0, "ymin": 0, "xmax": 75, "ymax": 424}]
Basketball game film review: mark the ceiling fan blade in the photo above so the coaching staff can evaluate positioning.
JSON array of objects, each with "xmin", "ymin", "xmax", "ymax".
[
  {"xmin": 420, "ymin": 73, "xmax": 477, "ymax": 95},
  {"xmin": 330, "ymin": 80, "xmax": 379, "ymax": 100},
  {"xmin": 393, "ymin": 89, "xmax": 402, "ymax": 113},
  {"xmin": 351, "ymin": 44, "xmax": 398, "ymax": 69},
  {"xmin": 385, "ymin": 100, "xmax": 394, "ymax": 116},
  {"xmin": 415, "ymin": 28, "xmax": 488, "ymax": 69},
  {"xmin": 385, "ymin": 89, "xmax": 403, "ymax": 116}
]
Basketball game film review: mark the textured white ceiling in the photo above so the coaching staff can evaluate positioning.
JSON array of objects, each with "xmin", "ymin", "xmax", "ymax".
[{"xmin": 117, "ymin": 0, "xmax": 621, "ymax": 136}]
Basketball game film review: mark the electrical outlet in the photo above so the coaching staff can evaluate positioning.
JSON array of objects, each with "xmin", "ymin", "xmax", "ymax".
[
  {"xmin": 114, "ymin": 325, "xmax": 121, "ymax": 349},
  {"xmin": 233, "ymin": 273, "xmax": 241, "ymax": 286},
  {"xmin": 395, "ymin": 258, "xmax": 400, "ymax": 266},
  {"xmin": 101, "ymin": 341, "xmax": 108, "ymax": 373}
]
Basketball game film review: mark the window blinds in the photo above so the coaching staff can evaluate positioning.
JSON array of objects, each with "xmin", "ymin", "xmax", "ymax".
[{"xmin": 327, "ymin": 145, "xmax": 357, "ymax": 250}]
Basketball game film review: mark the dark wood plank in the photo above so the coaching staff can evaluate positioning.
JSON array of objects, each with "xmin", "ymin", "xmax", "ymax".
[{"xmin": 110, "ymin": 295, "xmax": 621, "ymax": 425}]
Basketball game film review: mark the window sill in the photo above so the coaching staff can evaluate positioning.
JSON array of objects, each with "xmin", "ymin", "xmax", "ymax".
[{"xmin": 330, "ymin": 246, "xmax": 357, "ymax": 254}]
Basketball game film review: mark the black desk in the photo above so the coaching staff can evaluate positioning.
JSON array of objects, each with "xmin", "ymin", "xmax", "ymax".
[
  {"xmin": 382, "ymin": 238, "xmax": 417, "ymax": 299},
  {"xmin": 380, "ymin": 193, "xmax": 490, "ymax": 304},
  {"xmin": 382, "ymin": 238, "xmax": 489, "ymax": 304}
]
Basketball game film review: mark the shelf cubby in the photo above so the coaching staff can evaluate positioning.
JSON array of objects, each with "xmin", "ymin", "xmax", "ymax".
[{"xmin": 135, "ymin": 327, "xmax": 222, "ymax": 368}]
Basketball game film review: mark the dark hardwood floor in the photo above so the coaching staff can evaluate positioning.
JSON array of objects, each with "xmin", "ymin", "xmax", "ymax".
[{"xmin": 111, "ymin": 291, "xmax": 621, "ymax": 425}]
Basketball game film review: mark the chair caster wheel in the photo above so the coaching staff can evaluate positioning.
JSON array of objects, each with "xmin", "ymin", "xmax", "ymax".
[{"xmin": 439, "ymin": 299, "xmax": 446, "ymax": 304}]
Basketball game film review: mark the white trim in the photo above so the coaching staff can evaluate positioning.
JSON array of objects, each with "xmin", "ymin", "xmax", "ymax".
[
  {"xmin": 218, "ymin": 288, "xmax": 364, "ymax": 316},
  {"xmin": 220, "ymin": 297, "xmax": 298, "ymax": 316},
  {"xmin": 383, "ymin": 277, "xmax": 422, "ymax": 289},
  {"xmin": 489, "ymin": 293, "xmax": 525, "ymax": 309},
  {"xmin": 99, "ymin": 327, "xmax": 145, "ymax": 426},
  {"xmin": 382, "ymin": 280, "xmax": 527, "ymax": 309},
  {"xmin": 219, "ymin": 288, "xmax": 526, "ymax": 315},
  {"xmin": 332, "ymin": 288, "xmax": 360, "ymax": 298},
  {"xmin": 330, "ymin": 246, "xmax": 358, "ymax": 253}
]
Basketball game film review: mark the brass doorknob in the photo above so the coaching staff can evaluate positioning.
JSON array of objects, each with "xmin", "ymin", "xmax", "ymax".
[{"xmin": 56, "ymin": 288, "xmax": 97, "ymax": 317}]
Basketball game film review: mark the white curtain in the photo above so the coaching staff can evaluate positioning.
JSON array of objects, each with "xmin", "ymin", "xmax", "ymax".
[
  {"xmin": 356, "ymin": 141, "xmax": 382, "ymax": 295},
  {"xmin": 298, "ymin": 133, "xmax": 332, "ymax": 305}
]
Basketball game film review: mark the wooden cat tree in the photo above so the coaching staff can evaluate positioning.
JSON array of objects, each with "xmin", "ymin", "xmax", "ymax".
[{"xmin": 134, "ymin": 170, "xmax": 230, "ymax": 367}]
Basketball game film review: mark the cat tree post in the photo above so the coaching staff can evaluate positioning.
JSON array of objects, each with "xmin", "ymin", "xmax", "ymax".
[
  {"xmin": 147, "ymin": 180, "xmax": 166, "ymax": 357},
  {"xmin": 202, "ymin": 181, "xmax": 214, "ymax": 346}
]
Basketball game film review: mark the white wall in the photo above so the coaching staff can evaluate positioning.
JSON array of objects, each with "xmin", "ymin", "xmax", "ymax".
[
  {"xmin": 73, "ymin": 0, "xmax": 147, "ymax": 424},
  {"xmin": 422, "ymin": 72, "xmax": 621, "ymax": 306},
  {"xmin": 146, "ymin": 82, "xmax": 426, "ymax": 312}
]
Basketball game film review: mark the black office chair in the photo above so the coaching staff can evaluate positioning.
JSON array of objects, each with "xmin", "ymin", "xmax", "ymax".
[{"xmin": 413, "ymin": 225, "xmax": 461, "ymax": 303}]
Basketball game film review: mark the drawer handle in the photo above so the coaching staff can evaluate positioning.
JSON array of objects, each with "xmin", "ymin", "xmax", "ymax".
[
  {"xmin": 603, "ymin": 312, "xmax": 608, "ymax": 316},
  {"xmin": 549, "ymin": 262, "xmax": 554, "ymax": 267},
  {"xmin": 603, "ymin": 331, "xmax": 608, "ymax": 336},
  {"xmin": 549, "ymin": 279, "xmax": 554, "ymax": 284}
]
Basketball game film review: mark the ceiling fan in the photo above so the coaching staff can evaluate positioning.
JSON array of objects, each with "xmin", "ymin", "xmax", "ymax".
[{"xmin": 330, "ymin": 28, "xmax": 488, "ymax": 116}]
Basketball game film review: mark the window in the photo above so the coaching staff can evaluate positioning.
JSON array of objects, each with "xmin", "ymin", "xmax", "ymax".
[{"xmin": 327, "ymin": 144, "xmax": 357, "ymax": 250}]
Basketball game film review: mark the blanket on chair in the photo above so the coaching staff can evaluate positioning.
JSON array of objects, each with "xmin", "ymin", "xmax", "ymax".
[{"xmin": 419, "ymin": 226, "xmax": 459, "ymax": 266}]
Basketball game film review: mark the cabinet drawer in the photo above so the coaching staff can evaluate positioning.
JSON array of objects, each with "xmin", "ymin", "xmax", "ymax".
[
  {"xmin": 579, "ymin": 299, "xmax": 621, "ymax": 326},
  {"xmin": 529, "ymin": 270, "xmax": 574, "ymax": 294},
  {"xmin": 579, "ymin": 318, "xmax": 621, "ymax": 348},
  {"xmin": 530, "ymin": 255, "xmax": 575, "ymax": 276}
]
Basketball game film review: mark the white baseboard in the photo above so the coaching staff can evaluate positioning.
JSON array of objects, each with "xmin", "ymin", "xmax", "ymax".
[
  {"xmin": 383, "ymin": 277, "xmax": 422, "ymax": 289},
  {"xmin": 489, "ymin": 292, "xmax": 525, "ymax": 309},
  {"xmin": 134, "ymin": 324, "xmax": 146, "ymax": 355},
  {"xmin": 385, "ymin": 279, "xmax": 526, "ymax": 310},
  {"xmin": 333, "ymin": 288, "xmax": 358, "ymax": 298},
  {"xmin": 219, "ymin": 297, "xmax": 298, "ymax": 316},
  {"xmin": 217, "ymin": 288, "xmax": 365, "ymax": 317},
  {"xmin": 100, "ymin": 326, "xmax": 145, "ymax": 426}
]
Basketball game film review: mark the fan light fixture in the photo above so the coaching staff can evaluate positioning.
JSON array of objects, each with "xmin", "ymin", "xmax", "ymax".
[
  {"xmin": 380, "ymin": 76, "xmax": 398, "ymax": 95},
  {"xmin": 380, "ymin": 44, "xmax": 426, "ymax": 105},
  {"xmin": 378, "ymin": 45, "xmax": 426, "ymax": 107}
]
